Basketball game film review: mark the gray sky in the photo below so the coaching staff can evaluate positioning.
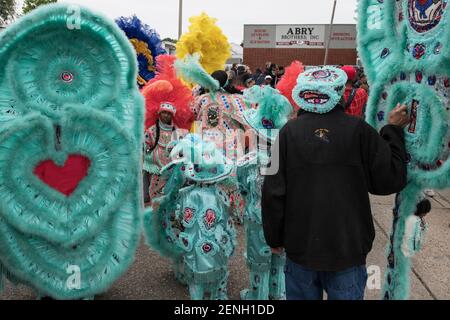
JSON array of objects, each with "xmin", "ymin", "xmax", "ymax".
[{"xmin": 59, "ymin": 0, "xmax": 358, "ymax": 43}]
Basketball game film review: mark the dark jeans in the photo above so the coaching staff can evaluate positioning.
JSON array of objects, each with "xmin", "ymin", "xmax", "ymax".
[{"xmin": 285, "ymin": 258, "xmax": 367, "ymax": 300}]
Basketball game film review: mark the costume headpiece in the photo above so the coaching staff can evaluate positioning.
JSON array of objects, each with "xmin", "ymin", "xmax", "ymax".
[
  {"xmin": 0, "ymin": 4, "xmax": 143, "ymax": 299},
  {"xmin": 175, "ymin": 31, "xmax": 250, "ymax": 159},
  {"xmin": 165, "ymin": 134, "xmax": 233, "ymax": 183},
  {"xmin": 242, "ymin": 86, "xmax": 293, "ymax": 142},
  {"xmin": 176, "ymin": 13, "xmax": 231, "ymax": 76},
  {"xmin": 292, "ymin": 66, "xmax": 347, "ymax": 114},
  {"xmin": 116, "ymin": 15, "xmax": 166, "ymax": 89},
  {"xmin": 159, "ymin": 102, "xmax": 177, "ymax": 115},
  {"xmin": 175, "ymin": 54, "xmax": 250, "ymax": 151},
  {"xmin": 142, "ymin": 55, "xmax": 194, "ymax": 130}
]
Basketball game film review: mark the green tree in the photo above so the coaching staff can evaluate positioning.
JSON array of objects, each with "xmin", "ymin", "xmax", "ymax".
[
  {"xmin": 22, "ymin": 0, "xmax": 57, "ymax": 15},
  {"xmin": 0, "ymin": 0, "xmax": 17, "ymax": 25}
]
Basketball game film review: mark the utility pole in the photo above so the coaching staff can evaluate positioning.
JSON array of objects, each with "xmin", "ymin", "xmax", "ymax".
[
  {"xmin": 324, "ymin": 0, "xmax": 337, "ymax": 65},
  {"xmin": 178, "ymin": 0, "xmax": 183, "ymax": 39}
]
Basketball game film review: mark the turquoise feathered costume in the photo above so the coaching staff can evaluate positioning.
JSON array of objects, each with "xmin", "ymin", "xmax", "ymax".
[
  {"xmin": 144, "ymin": 134, "xmax": 237, "ymax": 300},
  {"xmin": 0, "ymin": 4, "xmax": 144, "ymax": 299},
  {"xmin": 175, "ymin": 54, "xmax": 249, "ymax": 224},
  {"xmin": 237, "ymin": 86, "xmax": 293, "ymax": 300},
  {"xmin": 357, "ymin": 0, "xmax": 450, "ymax": 300}
]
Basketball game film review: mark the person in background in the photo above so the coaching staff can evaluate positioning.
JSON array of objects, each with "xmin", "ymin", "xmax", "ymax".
[
  {"xmin": 265, "ymin": 61, "xmax": 272, "ymax": 75},
  {"xmin": 359, "ymin": 74, "xmax": 369, "ymax": 94},
  {"xmin": 272, "ymin": 66, "xmax": 284, "ymax": 87},
  {"xmin": 237, "ymin": 65, "xmax": 247, "ymax": 78},
  {"xmin": 355, "ymin": 71, "xmax": 369, "ymax": 94},
  {"xmin": 254, "ymin": 68, "xmax": 266, "ymax": 86},
  {"xmin": 230, "ymin": 63, "xmax": 238, "ymax": 79},
  {"xmin": 227, "ymin": 69, "xmax": 236, "ymax": 86},
  {"xmin": 270, "ymin": 63, "xmax": 278, "ymax": 75},
  {"xmin": 234, "ymin": 73, "xmax": 247, "ymax": 92},
  {"xmin": 242, "ymin": 73, "xmax": 256, "ymax": 89},
  {"xmin": 277, "ymin": 66, "xmax": 285, "ymax": 78},
  {"xmin": 264, "ymin": 75, "xmax": 273, "ymax": 87},
  {"xmin": 143, "ymin": 77, "xmax": 194, "ymax": 206},
  {"xmin": 213, "ymin": 70, "xmax": 242, "ymax": 95},
  {"xmin": 269, "ymin": 64, "xmax": 280, "ymax": 87},
  {"xmin": 341, "ymin": 65, "xmax": 368, "ymax": 118}
]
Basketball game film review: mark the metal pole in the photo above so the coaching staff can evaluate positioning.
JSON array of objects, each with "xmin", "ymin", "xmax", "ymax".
[
  {"xmin": 324, "ymin": 0, "xmax": 337, "ymax": 65},
  {"xmin": 178, "ymin": 0, "xmax": 183, "ymax": 39}
]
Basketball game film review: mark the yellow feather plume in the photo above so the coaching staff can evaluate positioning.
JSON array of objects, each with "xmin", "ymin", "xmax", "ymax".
[{"xmin": 176, "ymin": 12, "xmax": 231, "ymax": 74}]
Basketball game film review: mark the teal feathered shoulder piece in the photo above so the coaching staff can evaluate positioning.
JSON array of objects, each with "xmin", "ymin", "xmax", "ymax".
[
  {"xmin": 358, "ymin": 0, "xmax": 450, "ymax": 300},
  {"xmin": 0, "ymin": 4, "xmax": 144, "ymax": 299},
  {"xmin": 175, "ymin": 54, "xmax": 220, "ymax": 92},
  {"xmin": 242, "ymin": 86, "xmax": 293, "ymax": 142}
]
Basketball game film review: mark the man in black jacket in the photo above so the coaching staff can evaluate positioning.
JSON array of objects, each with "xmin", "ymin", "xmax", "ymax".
[{"xmin": 262, "ymin": 66, "xmax": 410, "ymax": 300}]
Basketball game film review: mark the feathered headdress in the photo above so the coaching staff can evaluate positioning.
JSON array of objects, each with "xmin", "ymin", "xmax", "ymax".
[
  {"xmin": 176, "ymin": 13, "xmax": 231, "ymax": 75},
  {"xmin": 116, "ymin": 15, "xmax": 166, "ymax": 88},
  {"xmin": 276, "ymin": 61, "xmax": 305, "ymax": 112},
  {"xmin": 242, "ymin": 86, "xmax": 293, "ymax": 142},
  {"xmin": 292, "ymin": 66, "xmax": 347, "ymax": 114},
  {"xmin": 167, "ymin": 134, "xmax": 233, "ymax": 183},
  {"xmin": 142, "ymin": 55, "xmax": 194, "ymax": 130}
]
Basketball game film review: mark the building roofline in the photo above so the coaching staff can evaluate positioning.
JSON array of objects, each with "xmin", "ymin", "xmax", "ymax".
[{"xmin": 244, "ymin": 23, "xmax": 356, "ymax": 27}]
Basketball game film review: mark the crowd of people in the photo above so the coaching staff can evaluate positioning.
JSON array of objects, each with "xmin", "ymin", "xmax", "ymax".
[
  {"xmin": 226, "ymin": 62, "xmax": 285, "ymax": 91},
  {"xmin": 0, "ymin": 1, "xmax": 445, "ymax": 303},
  {"xmin": 225, "ymin": 62, "xmax": 370, "ymax": 119},
  {"xmin": 139, "ymin": 58, "xmax": 417, "ymax": 301}
]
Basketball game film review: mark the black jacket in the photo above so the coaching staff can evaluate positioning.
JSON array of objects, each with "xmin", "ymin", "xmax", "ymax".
[{"xmin": 262, "ymin": 107, "xmax": 407, "ymax": 271}]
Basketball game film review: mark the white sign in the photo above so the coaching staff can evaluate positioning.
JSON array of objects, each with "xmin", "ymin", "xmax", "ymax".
[
  {"xmin": 243, "ymin": 24, "xmax": 356, "ymax": 49},
  {"xmin": 244, "ymin": 25, "xmax": 276, "ymax": 48},
  {"xmin": 275, "ymin": 25, "xmax": 325, "ymax": 48},
  {"xmin": 329, "ymin": 25, "xmax": 357, "ymax": 49}
]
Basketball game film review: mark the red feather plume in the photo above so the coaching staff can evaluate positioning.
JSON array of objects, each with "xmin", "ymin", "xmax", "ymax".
[
  {"xmin": 276, "ymin": 61, "xmax": 304, "ymax": 112},
  {"xmin": 142, "ymin": 55, "xmax": 194, "ymax": 130}
]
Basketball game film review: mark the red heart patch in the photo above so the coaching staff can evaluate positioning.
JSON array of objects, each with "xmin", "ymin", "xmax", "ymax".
[{"xmin": 34, "ymin": 155, "xmax": 91, "ymax": 197}]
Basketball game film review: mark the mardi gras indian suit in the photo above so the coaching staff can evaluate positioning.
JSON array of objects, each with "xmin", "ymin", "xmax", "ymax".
[
  {"xmin": 141, "ymin": 55, "xmax": 194, "ymax": 203},
  {"xmin": 0, "ymin": 4, "xmax": 143, "ymax": 299},
  {"xmin": 144, "ymin": 134, "xmax": 237, "ymax": 300},
  {"xmin": 357, "ymin": 0, "xmax": 450, "ymax": 299},
  {"xmin": 175, "ymin": 55, "xmax": 249, "ymax": 221},
  {"xmin": 237, "ymin": 86, "xmax": 293, "ymax": 300},
  {"xmin": 175, "ymin": 12, "xmax": 247, "ymax": 161}
]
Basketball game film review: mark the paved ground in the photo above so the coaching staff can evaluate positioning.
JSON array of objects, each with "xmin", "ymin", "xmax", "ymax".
[{"xmin": 1, "ymin": 190, "xmax": 449, "ymax": 300}]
